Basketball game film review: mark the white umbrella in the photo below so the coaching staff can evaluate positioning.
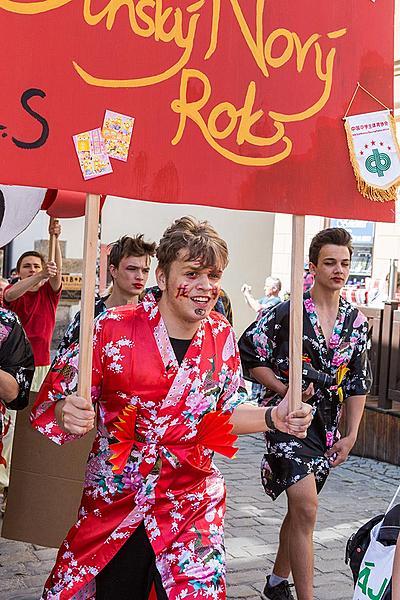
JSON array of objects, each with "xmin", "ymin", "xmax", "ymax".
[{"xmin": 0, "ymin": 185, "xmax": 46, "ymax": 248}]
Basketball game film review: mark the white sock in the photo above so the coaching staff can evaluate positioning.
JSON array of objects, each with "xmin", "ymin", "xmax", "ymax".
[{"xmin": 269, "ymin": 573, "xmax": 288, "ymax": 587}]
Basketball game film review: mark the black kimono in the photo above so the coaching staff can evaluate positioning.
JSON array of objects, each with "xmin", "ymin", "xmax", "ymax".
[
  {"xmin": 0, "ymin": 307, "xmax": 34, "ymax": 462},
  {"xmin": 239, "ymin": 292, "xmax": 368, "ymax": 500}
]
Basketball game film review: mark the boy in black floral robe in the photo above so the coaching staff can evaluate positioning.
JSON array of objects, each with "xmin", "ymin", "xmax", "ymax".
[{"xmin": 239, "ymin": 228, "xmax": 368, "ymax": 600}]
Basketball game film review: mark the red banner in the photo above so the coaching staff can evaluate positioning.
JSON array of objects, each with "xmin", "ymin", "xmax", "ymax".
[{"xmin": 0, "ymin": 1, "xmax": 395, "ymax": 221}]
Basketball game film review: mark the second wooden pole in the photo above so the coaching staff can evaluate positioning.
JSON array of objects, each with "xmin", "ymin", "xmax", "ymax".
[
  {"xmin": 78, "ymin": 193, "xmax": 101, "ymax": 399},
  {"xmin": 289, "ymin": 215, "xmax": 305, "ymax": 413}
]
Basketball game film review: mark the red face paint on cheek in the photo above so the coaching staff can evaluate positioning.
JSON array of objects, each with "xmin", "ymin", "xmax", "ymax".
[
  {"xmin": 211, "ymin": 286, "xmax": 219, "ymax": 300},
  {"xmin": 175, "ymin": 284, "xmax": 189, "ymax": 298}
]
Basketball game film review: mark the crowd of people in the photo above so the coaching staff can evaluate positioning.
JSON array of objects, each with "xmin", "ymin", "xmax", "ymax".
[{"xmin": 0, "ymin": 217, "xmax": 398, "ymax": 600}]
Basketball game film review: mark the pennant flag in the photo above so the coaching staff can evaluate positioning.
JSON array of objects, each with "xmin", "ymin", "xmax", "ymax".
[
  {"xmin": 344, "ymin": 110, "xmax": 400, "ymax": 201},
  {"xmin": 0, "ymin": 185, "xmax": 46, "ymax": 248}
]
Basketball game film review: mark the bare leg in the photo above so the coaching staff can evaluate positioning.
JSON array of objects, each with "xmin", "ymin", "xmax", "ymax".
[
  {"xmin": 272, "ymin": 513, "xmax": 291, "ymax": 579},
  {"xmin": 393, "ymin": 537, "xmax": 400, "ymax": 600},
  {"xmin": 285, "ymin": 474, "xmax": 318, "ymax": 600}
]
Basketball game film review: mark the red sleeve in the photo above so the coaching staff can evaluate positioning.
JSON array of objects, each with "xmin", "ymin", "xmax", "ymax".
[
  {"xmin": 44, "ymin": 280, "xmax": 62, "ymax": 309},
  {"xmin": 30, "ymin": 312, "xmax": 107, "ymax": 445}
]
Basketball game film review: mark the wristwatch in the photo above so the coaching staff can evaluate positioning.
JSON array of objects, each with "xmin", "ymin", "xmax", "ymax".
[{"xmin": 264, "ymin": 406, "xmax": 277, "ymax": 432}]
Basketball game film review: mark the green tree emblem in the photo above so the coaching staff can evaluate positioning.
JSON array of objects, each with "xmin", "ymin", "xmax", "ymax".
[{"xmin": 365, "ymin": 149, "xmax": 391, "ymax": 177}]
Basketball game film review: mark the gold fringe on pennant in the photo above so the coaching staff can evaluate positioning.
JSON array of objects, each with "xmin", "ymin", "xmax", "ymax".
[{"xmin": 344, "ymin": 113, "xmax": 400, "ymax": 202}]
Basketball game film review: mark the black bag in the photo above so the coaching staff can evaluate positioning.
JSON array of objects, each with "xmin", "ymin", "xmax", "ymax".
[
  {"xmin": 346, "ymin": 514, "xmax": 384, "ymax": 585},
  {"xmin": 345, "ymin": 502, "xmax": 400, "ymax": 599}
]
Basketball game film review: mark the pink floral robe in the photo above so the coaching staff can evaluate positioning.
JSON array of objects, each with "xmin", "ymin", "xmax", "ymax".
[{"xmin": 31, "ymin": 293, "xmax": 245, "ymax": 599}]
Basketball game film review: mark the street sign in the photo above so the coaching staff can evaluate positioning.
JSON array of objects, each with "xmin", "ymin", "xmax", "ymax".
[{"xmin": 330, "ymin": 219, "xmax": 375, "ymax": 245}]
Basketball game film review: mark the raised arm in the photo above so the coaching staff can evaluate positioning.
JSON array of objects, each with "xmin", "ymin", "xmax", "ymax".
[
  {"xmin": 241, "ymin": 283, "xmax": 262, "ymax": 313},
  {"xmin": 4, "ymin": 270, "xmax": 49, "ymax": 302},
  {"xmin": 49, "ymin": 219, "xmax": 63, "ymax": 292}
]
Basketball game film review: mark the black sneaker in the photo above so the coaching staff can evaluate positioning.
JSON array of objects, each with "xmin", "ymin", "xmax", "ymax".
[{"xmin": 261, "ymin": 575, "xmax": 295, "ymax": 600}]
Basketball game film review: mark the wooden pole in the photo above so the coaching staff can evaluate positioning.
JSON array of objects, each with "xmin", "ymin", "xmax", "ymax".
[
  {"xmin": 78, "ymin": 193, "xmax": 101, "ymax": 399},
  {"xmin": 289, "ymin": 215, "xmax": 305, "ymax": 413},
  {"xmin": 48, "ymin": 217, "xmax": 57, "ymax": 262}
]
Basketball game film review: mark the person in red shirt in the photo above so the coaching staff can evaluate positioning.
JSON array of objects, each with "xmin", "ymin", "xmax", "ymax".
[{"xmin": 3, "ymin": 219, "xmax": 62, "ymax": 391}]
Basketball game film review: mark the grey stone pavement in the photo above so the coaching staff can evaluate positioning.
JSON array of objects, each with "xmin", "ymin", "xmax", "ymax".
[{"xmin": 0, "ymin": 434, "xmax": 399, "ymax": 600}]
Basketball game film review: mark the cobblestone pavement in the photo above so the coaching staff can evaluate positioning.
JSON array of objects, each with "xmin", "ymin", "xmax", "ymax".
[{"xmin": 1, "ymin": 434, "xmax": 399, "ymax": 600}]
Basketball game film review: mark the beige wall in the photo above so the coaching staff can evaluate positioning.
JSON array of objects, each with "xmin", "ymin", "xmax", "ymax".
[{"xmin": 270, "ymin": 214, "xmax": 326, "ymax": 294}]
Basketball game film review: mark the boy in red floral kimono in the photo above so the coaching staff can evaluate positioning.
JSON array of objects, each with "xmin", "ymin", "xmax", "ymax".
[{"xmin": 31, "ymin": 217, "xmax": 313, "ymax": 600}]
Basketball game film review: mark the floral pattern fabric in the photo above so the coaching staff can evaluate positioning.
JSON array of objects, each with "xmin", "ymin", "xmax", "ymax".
[
  {"xmin": 54, "ymin": 291, "xmax": 230, "ymax": 367},
  {"xmin": 31, "ymin": 292, "xmax": 245, "ymax": 599},
  {"xmin": 239, "ymin": 291, "xmax": 368, "ymax": 500},
  {"xmin": 0, "ymin": 308, "xmax": 34, "ymax": 422},
  {"xmin": 52, "ymin": 297, "xmax": 108, "ymax": 366},
  {"xmin": 0, "ymin": 308, "xmax": 34, "ymax": 466}
]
